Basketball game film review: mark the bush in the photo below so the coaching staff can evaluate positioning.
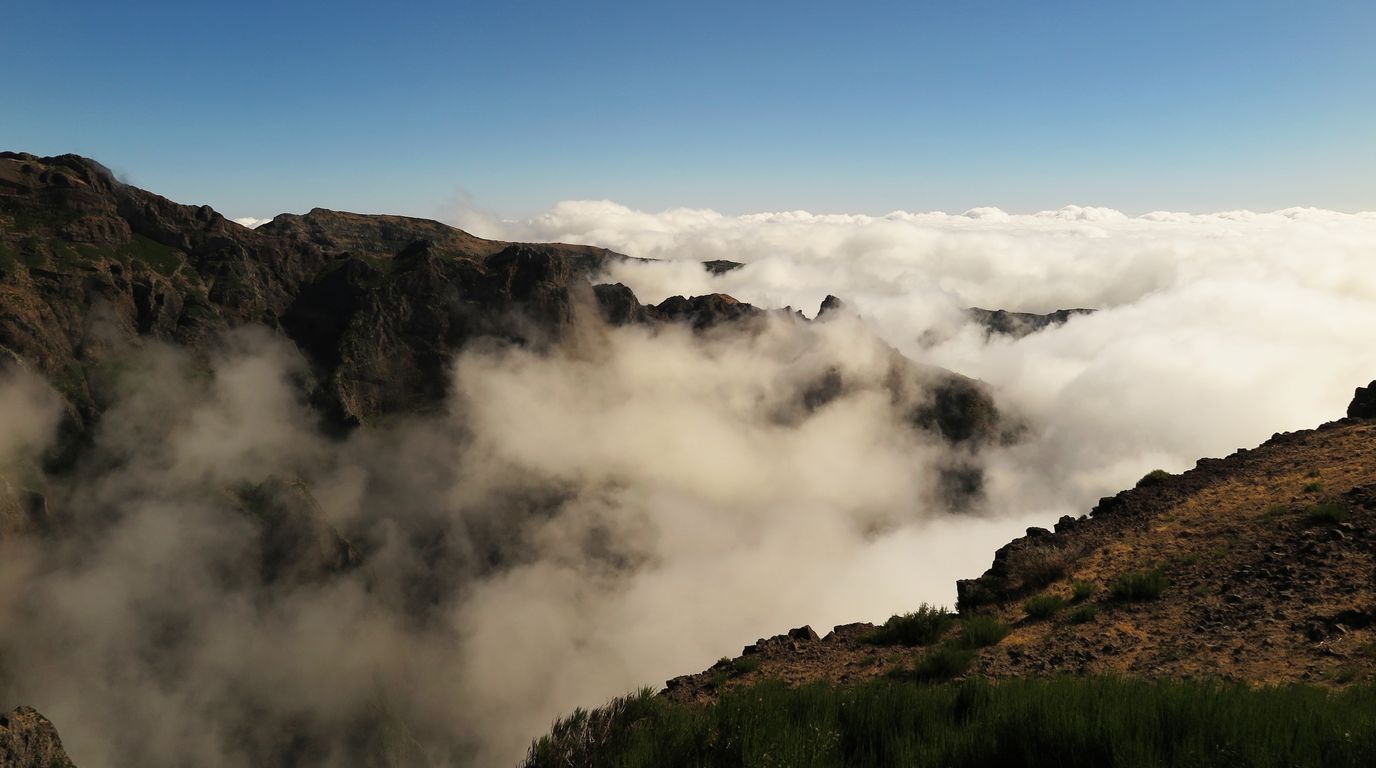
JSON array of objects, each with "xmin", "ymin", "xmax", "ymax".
[
  {"xmin": 731, "ymin": 656, "xmax": 762, "ymax": 675},
  {"xmin": 956, "ymin": 582, "xmax": 997, "ymax": 613},
  {"xmin": 1262, "ymin": 503, "xmax": 1289, "ymax": 522},
  {"xmin": 1071, "ymin": 580, "xmax": 1097, "ymax": 602},
  {"xmin": 1304, "ymin": 502, "xmax": 1349, "ymax": 525},
  {"xmin": 1067, "ymin": 604, "xmax": 1099, "ymax": 624},
  {"xmin": 1303, "ymin": 481, "xmax": 1325, "ymax": 493},
  {"xmin": 1024, "ymin": 594, "xmax": 1067, "ymax": 620},
  {"xmin": 902, "ymin": 646, "xmax": 979, "ymax": 682},
  {"xmin": 866, "ymin": 604, "xmax": 953, "ymax": 646},
  {"xmin": 1109, "ymin": 569, "xmax": 1168, "ymax": 601},
  {"xmin": 1136, "ymin": 469, "xmax": 1172, "ymax": 487},
  {"xmin": 954, "ymin": 615, "xmax": 1009, "ymax": 648}
]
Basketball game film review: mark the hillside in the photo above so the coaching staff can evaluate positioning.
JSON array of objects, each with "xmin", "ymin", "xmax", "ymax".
[{"xmin": 659, "ymin": 391, "xmax": 1376, "ymax": 702}]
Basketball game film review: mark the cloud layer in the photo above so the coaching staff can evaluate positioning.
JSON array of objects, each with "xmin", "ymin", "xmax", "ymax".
[{"xmin": 3, "ymin": 200, "xmax": 1376, "ymax": 767}]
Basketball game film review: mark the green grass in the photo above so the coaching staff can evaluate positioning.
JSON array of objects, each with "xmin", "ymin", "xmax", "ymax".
[
  {"xmin": 1067, "ymin": 604, "xmax": 1099, "ymax": 624},
  {"xmin": 525, "ymin": 677, "xmax": 1376, "ymax": 768},
  {"xmin": 1109, "ymin": 569, "xmax": 1168, "ymax": 602},
  {"xmin": 954, "ymin": 615, "xmax": 1009, "ymax": 649},
  {"xmin": 1023, "ymin": 594, "xmax": 1067, "ymax": 620},
  {"xmin": 732, "ymin": 656, "xmax": 763, "ymax": 675},
  {"xmin": 892, "ymin": 645, "xmax": 977, "ymax": 683},
  {"xmin": 1303, "ymin": 481, "xmax": 1326, "ymax": 494},
  {"xmin": 1070, "ymin": 580, "xmax": 1097, "ymax": 602},
  {"xmin": 1262, "ymin": 503, "xmax": 1289, "ymax": 522},
  {"xmin": 1303, "ymin": 502, "xmax": 1350, "ymax": 525},
  {"xmin": 865, "ymin": 605, "xmax": 953, "ymax": 647}
]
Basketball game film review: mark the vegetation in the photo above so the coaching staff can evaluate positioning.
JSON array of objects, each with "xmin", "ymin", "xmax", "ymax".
[
  {"xmin": 525, "ymin": 677, "xmax": 1376, "ymax": 768},
  {"xmin": 1262, "ymin": 502, "xmax": 1289, "ymax": 522},
  {"xmin": 865, "ymin": 605, "xmax": 953, "ymax": 646},
  {"xmin": 1109, "ymin": 569, "xmax": 1168, "ymax": 602},
  {"xmin": 1067, "ymin": 604, "xmax": 1099, "ymax": 624},
  {"xmin": 1023, "ymin": 594, "xmax": 1067, "ymax": 620},
  {"xmin": 1303, "ymin": 502, "xmax": 1350, "ymax": 525},
  {"xmin": 956, "ymin": 582, "xmax": 996, "ymax": 613},
  {"xmin": 953, "ymin": 615, "xmax": 1009, "ymax": 649},
  {"xmin": 893, "ymin": 645, "xmax": 976, "ymax": 683},
  {"xmin": 1303, "ymin": 481, "xmax": 1325, "ymax": 493},
  {"xmin": 1136, "ymin": 469, "xmax": 1172, "ymax": 487},
  {"xmin": 1070, "ymin": 580, "xmax": 1096, "ymax": 602}
]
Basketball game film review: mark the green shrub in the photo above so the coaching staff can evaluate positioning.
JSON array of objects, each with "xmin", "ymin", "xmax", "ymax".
[
  {"xmin": 1303, "ymin": 481, "xmax": 1325, "ymax": 493},
  {"xmin": 1136, "ymin": 469, "xmax": 1172, "ymax": 487},
  {"xmin": 1262, "ymin": 503, "xmax": 1289, "ymax": 522},
  {"xmin": 1109, "ymin": 569, "xmax": 1168, "ymax": 601},
  {"xmin": 866, "ymin": 604, "xmax": 953, "ymax": 646},
  {"xmin": 889, "ymin": 644, "xmax": 977, "ymax": 683},
  {"xmin": 1067, "ymin": 604, "xmax": 1099, "ymax": 624},
  {"xmin": 1071, "ymin": 580, "xmax": 1097, "ymax": 602},
  {"xmin": 954, "ymin": 615, "xmax": 1009, "ymax": 648},
  {"xmin": 956, "ymin": 582, "xmax": 997, "ymax": 613},
  {"xmin": 1303, "ymin": 502, "xmax": 1349, "ymax": 525},
  {"xmin": 730, "ymin": 656, "xmax": 762, "ymax": 675},
  {"xmin": 1024, "ymin": 594, "xmax": 1067, "ymax": 620}
]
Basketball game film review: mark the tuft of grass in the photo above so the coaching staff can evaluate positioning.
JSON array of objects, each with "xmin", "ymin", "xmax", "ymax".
[
  {"xmin": 889, "ymin": 644, "xmax": 977, "ymax": 683},
  {"xmin": 1109, "ymin": 569, "xmax": 1168, "ymax": 602},
  {"xmin": 526, "ymin": 677, "xmax": 1376, "ymax": 768},
  {"xmin": 730, "ymin": 656, "xmax": 762, "ymax": 676},
  {"xmin": 1066, "ymin": 604, "xmax": 1099, "ymax": 624},
  {"xmin": 1024, "ymin": 594, "xmax": 1067, "ymax": 620},
  {"xmin": 954, "ymin": 615, "xmax": 1009, "ymax": 649},
  {"xmin": 865, "ymin": 604, "xmax": 953, "ymax": 647},
  {"xmin": 1071, "ymin": 580, "xmax": 1097, "ymax": 602},
  {"xmin": 1303, "ymin": 502, "xmax": 1349, "ymax": 525},
  {"xmin": 1262, "ymin": 503, "xmax": 1289, "ymax": 522},
  {"xmin": 1302, "ymin": 481, "xmax": 1325, "ymax": 493},
  {"xmin": 1136, "ymin": 469, "xmax": 1172, "ymax": 488}
]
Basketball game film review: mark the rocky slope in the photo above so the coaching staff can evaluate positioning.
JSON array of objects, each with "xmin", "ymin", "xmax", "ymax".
[
  {"xmin": 663, "ymin": 383, "xmax": 1376, "ymax": 701},
  {"xmin": 0, "ymin": 707, "xmax": 76, "ymax": 768}
]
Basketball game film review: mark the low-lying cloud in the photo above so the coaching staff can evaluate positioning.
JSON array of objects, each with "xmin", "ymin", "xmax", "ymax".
[{"xmin": 3, "ymin": 200, "xmax": 1376, "ymax": 767}]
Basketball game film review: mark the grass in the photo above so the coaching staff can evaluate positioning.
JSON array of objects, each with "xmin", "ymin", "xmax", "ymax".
[
  {"xmin": 525, "ymin": 677, "xmax": 1376, "ymax": 768},
  {"xmin": 1262, "ymin": 503, "xmax": 1289, "ymax": 522},
  {"xmin": 1109, "ymin": 569, "xmax": 1169, "ymax": 602},
  {"xmin": 954, "ymin": 615, "xmax": 1009, "ymax": 649},
  {"xmin": 1303, "ymin": 502, "xmax": 1350, "ymax": 525},
  {"xmin": 1070, "ymin": 580, "xmax": 1096, "ymax": 602},
  {"xmin": 1303, "ymin": 481, "xmax": 1326, "ymax": 494},
  {"xmin": 1067, "ymin": 604, "xmax": 1099, "ymax": 624},
  {"xmin": 1007, "ymin": 545, "xmax": 1071, "ymax": 590},
  {"xmin": 865, "ymin": 605, "xmax": 953, "ymax": 647},
  {"xmin": 1023, "ymin": 594, "xmax": 1067, "ymax": 620}
]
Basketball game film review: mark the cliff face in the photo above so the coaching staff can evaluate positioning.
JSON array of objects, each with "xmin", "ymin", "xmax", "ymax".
[{"xmin": 0, "ymin": 153, "xmax": 1002, "ymax": 446}]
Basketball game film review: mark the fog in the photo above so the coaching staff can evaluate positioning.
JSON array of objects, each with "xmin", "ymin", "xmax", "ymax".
[{"xmin": 4, "ymin": 202, "xmax": 1376, "ymax": 766}]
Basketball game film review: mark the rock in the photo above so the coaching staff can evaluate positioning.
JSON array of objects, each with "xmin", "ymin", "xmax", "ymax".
[
  {"xmin": 788, "ymin": 625, "xmax": 820, "ymax": 642},
  {"xmin": 0, "ymin": 706, "xmax": 77, "ymax": 768},
  {"xmin": 966, "ymin": 307, "xmax": 1095, "ymax": 339},
  {"xmin": 234, "ymin": 476, "xmax": 362, "ymax": 584},
  {"xmin": 1348, "ymin": 381, "xmax": 1376, "ymax": 418},
  {"xmin": 702, "ymin": 259, "xmax": 744, "ymax": 275}
]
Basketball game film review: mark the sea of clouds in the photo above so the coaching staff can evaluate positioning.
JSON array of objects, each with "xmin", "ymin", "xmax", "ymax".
[{"xmin": 2, "ymin": 201, "xmax": 1375, "ymax": 766}]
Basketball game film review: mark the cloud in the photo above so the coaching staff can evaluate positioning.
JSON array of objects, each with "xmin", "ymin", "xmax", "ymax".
[
  {"xmin": 5, "ymin": 198, "xmax": 1376, "ymax": 767},
  {"xmin": 232, "ymin": 217, "xmax": 271, "ymax": 229}
]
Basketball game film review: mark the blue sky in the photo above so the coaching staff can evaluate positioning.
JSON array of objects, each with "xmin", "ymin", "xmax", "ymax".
[{"xmin": 6, "ymin": 1, "xmax": 1374, "ymax": 220}]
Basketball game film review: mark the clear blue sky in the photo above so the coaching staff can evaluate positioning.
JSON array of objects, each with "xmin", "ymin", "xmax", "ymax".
[{"xmin": 6, "ymin": 1, "xmax": 1374, "ymax": 220}]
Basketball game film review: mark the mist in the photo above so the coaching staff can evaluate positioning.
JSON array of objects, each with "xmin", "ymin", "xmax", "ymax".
[{"xmin": 4, "ymin": 201, "xmax": 1376, "ymax": 766}]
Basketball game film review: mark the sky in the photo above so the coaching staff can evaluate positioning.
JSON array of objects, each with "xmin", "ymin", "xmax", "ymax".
[{"xmin": 5, "ymin": 0, "xmax": 1375, "ymax": 221}]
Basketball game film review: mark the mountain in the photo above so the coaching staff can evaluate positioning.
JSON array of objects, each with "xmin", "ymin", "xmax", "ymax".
[{"xmin": 0, "ymin": 707, "xmax": 76, "ymax": 768}]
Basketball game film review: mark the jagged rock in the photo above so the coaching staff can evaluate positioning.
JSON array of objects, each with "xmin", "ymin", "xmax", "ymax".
[
  {"xmin": 0, "ymin": 707, "xmax": 77, "ymax": 768},
  {"xmin": 815, "ymin": 295, "xmax": 848, "ymax": 320},
  {"xmin": 702, "ymin": 259, "xmax": 743, "ymax": 275},
  {"xmin": 1347, "ymin": 381, "xmax": 1376, "ymax": 418},
  {"xmin": 966, "ymin": 307, "xmax": 1095, "ymax": 339},
  {"xmin": 788, "ymin": 625, "xmax": 820, "ymax": 642}
]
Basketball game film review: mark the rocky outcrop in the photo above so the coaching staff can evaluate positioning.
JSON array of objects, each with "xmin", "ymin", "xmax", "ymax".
[
  {"xmin": 234, "ymin": 476, "xmax": 362, "ymax": 585},
  {"xmin": 1348, "ymin": 380, "xmax": 1376, "ymax": 419},
  {"xmin": 0, "ymin": 707, "xmax": 76, "ymax": 768},
  {"xmin": 966, "ymin": 307, "xmax": 1094, "ymax": 339}
]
